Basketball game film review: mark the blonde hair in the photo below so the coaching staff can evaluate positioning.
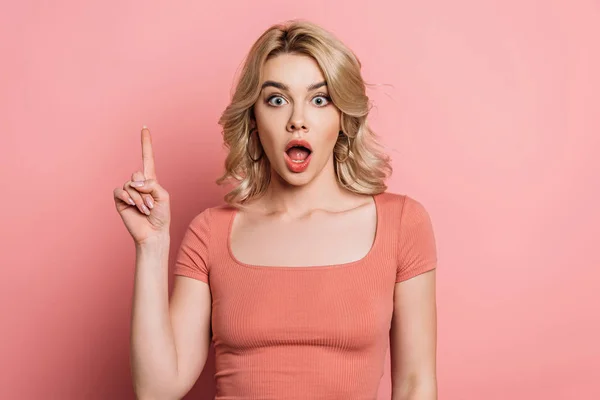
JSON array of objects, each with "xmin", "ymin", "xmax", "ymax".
[{"xmin": 216, "ymin": 19, "xmax": 392, "ymax": 207}]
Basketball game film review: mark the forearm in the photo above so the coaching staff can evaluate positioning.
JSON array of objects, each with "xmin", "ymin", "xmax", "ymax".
[{"xmin": 130, "ymin": 236, "xmax": 179, "ymax": 399}]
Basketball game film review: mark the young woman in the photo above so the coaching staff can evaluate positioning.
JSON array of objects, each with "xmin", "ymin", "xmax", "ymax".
[{"xmin": 115, "ymin": 20, "xmax": 438, "ymax": 400}]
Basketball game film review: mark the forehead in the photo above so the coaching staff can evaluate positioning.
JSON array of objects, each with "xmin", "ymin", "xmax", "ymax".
[{"xmin": 261, "ymin": 53, "xmax": 326, "ymax": 89}]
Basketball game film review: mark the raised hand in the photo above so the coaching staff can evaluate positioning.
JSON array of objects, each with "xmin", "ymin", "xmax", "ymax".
[{"xmin": 113, "ymin": 126, "xmax": 171, "ymax": 245}]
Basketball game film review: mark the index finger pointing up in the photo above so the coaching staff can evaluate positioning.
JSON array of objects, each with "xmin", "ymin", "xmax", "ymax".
[{"xmin": 141, "ymin": 126, "xmax": 157, "ymax": 180}]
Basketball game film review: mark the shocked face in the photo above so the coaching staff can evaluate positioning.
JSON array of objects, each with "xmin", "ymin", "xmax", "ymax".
[{"xmin": 252, "ymin": 53, "xmax": 342, "ymax": 185}]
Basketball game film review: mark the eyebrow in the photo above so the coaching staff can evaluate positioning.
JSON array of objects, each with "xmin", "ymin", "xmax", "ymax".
[{"xmin": 260, "ymin": 80, "xmax": 327, "ymax": 91}]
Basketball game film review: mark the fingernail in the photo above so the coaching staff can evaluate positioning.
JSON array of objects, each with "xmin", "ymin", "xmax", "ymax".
[
  {"xmin": 145, "ymin": 197, "xmax": 154, "ymax": 209},
  {"xmin": 142, "ymin": 125, "xmax": 148, "ymax": 130},
  {"xmin": 142, "ymin": 205, "xmax": 150, "ymax": 215},
  {"xmin": 128, "ymin": 198, "xmax": 135, "ymax": 206},
  {"xmin": 130, "ymin": 181, "xmax": 144, "ymax": 187}
]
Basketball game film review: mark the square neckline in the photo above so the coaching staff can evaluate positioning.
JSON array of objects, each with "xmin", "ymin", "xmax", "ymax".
[{"xmin": 226, "ymin": 193, "xmax": 382, "ymax": 270}]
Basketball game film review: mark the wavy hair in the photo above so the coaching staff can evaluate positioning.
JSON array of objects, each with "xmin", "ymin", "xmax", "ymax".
[{"xmin": 215, "ymin": 19, "xmax": 392, "ymax": 207}]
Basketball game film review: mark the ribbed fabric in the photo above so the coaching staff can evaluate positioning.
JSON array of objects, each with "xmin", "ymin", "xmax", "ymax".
[{"xmin": 173, "ymin": 192, "xmax": 437, "ymax": 400}]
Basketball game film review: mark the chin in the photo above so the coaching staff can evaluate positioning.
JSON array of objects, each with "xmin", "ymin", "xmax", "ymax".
[
  {"xmin": 282, "ymin": 172, "xmax": 314, "ymax": 187},
  {"xmin": 272, "ymin": 166, "xmax": 315, "ymax": 187}
]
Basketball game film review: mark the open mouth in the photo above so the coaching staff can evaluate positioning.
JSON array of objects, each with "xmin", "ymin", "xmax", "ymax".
[
  {"xmin": 285, "ymin": 145, "xmax": 312, "ymax": 163},
  {"xmin": 284, "ymin": 139, "xmax": 313, "ymax": 173}
]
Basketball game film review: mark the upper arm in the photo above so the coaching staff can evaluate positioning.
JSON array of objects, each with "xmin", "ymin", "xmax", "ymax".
[
  {"xmin": 390, "ymin": 196, "xmax": 438, "ymax": 395},
  {"xmin": 169, "ymin": 209, "xmax": 213, "ymax": 397},
  {"xmin": 169, "ymin": 276, "xmax": 212, "ymax": 398},
  {"xmin": 390, "ymin": 270, "xmax": 437, "ymax": 395}
]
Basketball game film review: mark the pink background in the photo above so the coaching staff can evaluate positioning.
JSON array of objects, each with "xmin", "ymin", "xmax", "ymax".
[{"xmin": 1, "ymin": 1, "xmax": 599, "ymax": 399}]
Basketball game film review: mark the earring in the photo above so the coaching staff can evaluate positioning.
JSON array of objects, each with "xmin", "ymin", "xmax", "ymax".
[
  {"xmin": 335, "ymin": 131, "xmax": 351, "ymax": 163},
  {"xmin": 247, "ymin": 128, "xmax": 263, "ymax": 162}
]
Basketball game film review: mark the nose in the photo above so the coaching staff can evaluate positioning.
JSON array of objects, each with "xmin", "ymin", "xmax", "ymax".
[{"xmin": 286, "ymin": 105, "xmax": 308, "ymax": 133}]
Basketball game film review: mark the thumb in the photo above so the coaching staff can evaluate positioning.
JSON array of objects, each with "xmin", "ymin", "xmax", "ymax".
[{"xmin": 129, "ymin": 179, "xmax": 168, "ymax": 201}]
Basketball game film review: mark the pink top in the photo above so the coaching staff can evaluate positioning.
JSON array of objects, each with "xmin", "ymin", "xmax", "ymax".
[{"xmin": 173, "ymin": 192, "xmax": 438, "ymax": 399}]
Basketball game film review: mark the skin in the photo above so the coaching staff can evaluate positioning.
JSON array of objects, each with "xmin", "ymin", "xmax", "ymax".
[
  {"xmin": 118, "ymin": 52, "xmax": 437, "ymax": 399},
  {"xmin": 248, "ymin": 52, "xmax": 363, "ymax": 216},
  {"xmin": 390, "ymin": 269, "xmax": 438, "ymax": 399}
]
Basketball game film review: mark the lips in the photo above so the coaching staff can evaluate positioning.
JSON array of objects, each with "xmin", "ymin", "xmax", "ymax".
[
  {"xmin": 284, "ymin": 151, "xmax": 312, "ymax": 173},
  {"xmin": 285, "ymin": 139, "xmax": 312, "ymax": 153},
  {"xmin": 284, "ymin": 138, "xmax": 312, "ymax": 173}
]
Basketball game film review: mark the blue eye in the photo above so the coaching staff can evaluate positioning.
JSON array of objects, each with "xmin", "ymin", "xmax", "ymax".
[
  {"xmin": 312, "ymin": 95, "xmax": 330, "ymax": 107},
  {"xmin": 266, "ymin": 94, "xmax": 331, "ymax": 107},
  {"xmin": 267, "ymin": 96, "xmax": 288, "ymax": 106}
]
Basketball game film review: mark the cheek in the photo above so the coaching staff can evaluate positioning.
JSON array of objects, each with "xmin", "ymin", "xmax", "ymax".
[
  {"xmin": 323, "ymin": 132, "xmax": 341, "ymax": 156},
  {"xmin": 318, "ymin": 111, "xmax": 342, "ymax": 144},
  {"xmin": 255, "ymin": 102, "xmax": 286, "ymax": 128},
  {"xmin": 253, "ymin": 105, "xmax": 278, "ymax": 149},
  {"xmin": 319, "ymin": 106, "xmax": 341, "ymax": 130}
]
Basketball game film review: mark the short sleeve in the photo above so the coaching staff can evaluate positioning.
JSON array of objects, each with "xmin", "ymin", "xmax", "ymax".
[
  {"xmin": 396, "ymin": 196, "xmax": 438, "ymax": 283},
  {"xmin": 173, "ymin": 208, "xmax": 212, "ymax": 284}
]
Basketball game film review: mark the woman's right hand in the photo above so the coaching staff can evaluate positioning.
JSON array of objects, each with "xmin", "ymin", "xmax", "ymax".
[{"xmin": 113, "ymin": 127, "xmax": 171, "ymax": 245}]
